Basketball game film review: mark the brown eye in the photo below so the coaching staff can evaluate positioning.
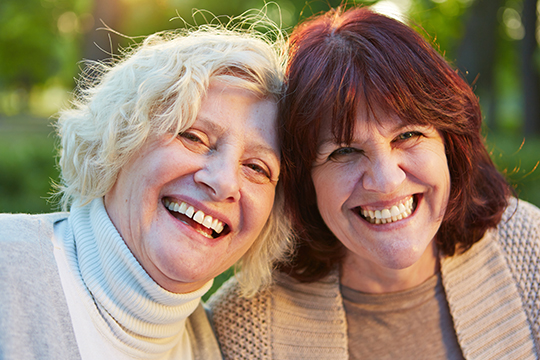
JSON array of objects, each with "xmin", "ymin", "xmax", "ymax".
[
  {"xmin": 396, "ymin": 131, "xmax": 422, "ymax": 141},
  {"xmin": 328, "ymin": 147, "xmax": 363, "ymax": 162},
  {"xmin": 178, "ymin": 130, "xmax": 210, "ymax": 154},
  {"xmin": 242, "ymin": 162, "xmax": 273, "ymax": 184},
  {"xmin": 179, "ymin": 132, "xmax": 202, "ymax": 143},
  {"xmin": 247, "ymin": 163, "xmax": 269, "ymax": 176}
]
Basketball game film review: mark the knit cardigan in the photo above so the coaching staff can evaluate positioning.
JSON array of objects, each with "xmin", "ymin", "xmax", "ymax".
[
  {"xmin": 209, "ymin": 198, "xmax": 540, "ymax": 360},
  {"xmin": 0, "ymin": 212, "xmax": 222, "ymax": 360}
]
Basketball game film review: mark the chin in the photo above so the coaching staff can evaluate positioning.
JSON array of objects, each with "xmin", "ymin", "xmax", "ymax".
[
  {"xmin": 374, "ymin": 243, "xmax": 430, "ymax": 270},
  {"xmin": 382, "ymin": 257, "xmax": 422, "ymax": 270}
]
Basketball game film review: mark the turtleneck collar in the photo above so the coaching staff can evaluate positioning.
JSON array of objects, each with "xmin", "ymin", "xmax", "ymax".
[{"xmin": 63, "ymin": 198, "xmax": 213, "ymax": 358}]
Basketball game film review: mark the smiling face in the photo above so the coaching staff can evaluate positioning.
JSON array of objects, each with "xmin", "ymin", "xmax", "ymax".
[
  {"xmin": 104, "ymin": 79, "xmax": 280, "ymax": 294},
  {"xmin": 311, "ymin": 106, "xmax": 451, "ymax": 292}
]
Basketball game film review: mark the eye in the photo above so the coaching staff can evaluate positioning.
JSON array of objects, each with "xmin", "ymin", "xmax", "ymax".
[
  {"xmin": 246, "ymin": 163, "xmax": 269, "ymax": 176},
  {"xmin": 395, "ymin": 131, "xmax": 423, "ymax": 142},
  {"xmin": 179, "ymin": 131, "xmax": 202, "ymax": 143},
  {"xmin": 178, "ymin": 130, "xmax": 210, "ymax": 153},
  {"xmin": 181, "ymin": 132, "xmax": 199, "ymax": 142},
  {"xmin": 242, "ymin": 161, "xmax": 273, "ymax": 184},
  {"xmin": 328, "ymin": 147, "xmax": 363, "ymax": 162}
]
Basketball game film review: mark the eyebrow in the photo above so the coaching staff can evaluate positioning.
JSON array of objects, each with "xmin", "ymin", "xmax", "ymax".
[
  {"xmin": 195, "ymin": 116, "xmax": 227, "ymax": 136},
  {"xmin": 250, "ymin": 144, "xmax": 281, "ymax": 162}
]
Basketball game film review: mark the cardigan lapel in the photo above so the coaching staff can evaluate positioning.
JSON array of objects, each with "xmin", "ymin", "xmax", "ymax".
[
  {"xmin": 186, "ymin": 303, "xmax": 222, "ymax": 360},
  {"xmin": 271, "ymin": 271, "xmax": 348, "ymax": 360},
  {"xmin": 441, "ymin": 231, "xmax": 537, "ymax": 359}
]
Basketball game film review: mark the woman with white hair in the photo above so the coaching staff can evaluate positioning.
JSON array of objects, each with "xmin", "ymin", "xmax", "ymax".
[{"xmin": 0, "ymin": 17, "xmax": 289, "ymax": 360}]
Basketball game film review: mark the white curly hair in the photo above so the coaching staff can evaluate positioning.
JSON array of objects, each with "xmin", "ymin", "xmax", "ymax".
[{"xmin": 55, "ymin": 11, "xmax": 291, "ymax": 296}]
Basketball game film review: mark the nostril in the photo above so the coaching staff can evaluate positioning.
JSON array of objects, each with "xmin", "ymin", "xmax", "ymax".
[{"xmin": 194, "ymin": 169, "xmax": 241, "ymax": 202}]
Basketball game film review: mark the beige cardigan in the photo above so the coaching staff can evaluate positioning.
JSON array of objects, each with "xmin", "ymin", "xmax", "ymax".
[{"xmin": 209, "ymin": 198, "xmax": 540, "ymax": 359}]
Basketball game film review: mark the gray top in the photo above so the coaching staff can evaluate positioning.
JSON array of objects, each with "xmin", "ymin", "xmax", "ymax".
[
  {"xmin": 0, "ymin": 212, "xmax": 222, "ymax": 360},
  {"xmin": 0, "ymin": 212, "xmax": 80, "ymax": 360},
  {"xmin": 343, "ymin": 272, "xmax": 464, "ymax": 359}
]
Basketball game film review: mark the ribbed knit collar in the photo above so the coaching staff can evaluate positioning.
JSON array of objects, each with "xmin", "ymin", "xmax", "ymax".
[{"xmin": 63, "ymin": 198, "xmax": 213, "ymax": 358}]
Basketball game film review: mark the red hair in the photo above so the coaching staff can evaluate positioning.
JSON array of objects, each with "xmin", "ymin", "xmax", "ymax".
[{"xmin": 279, "ymin": 7, "xmax": 512, "ymax": 281}]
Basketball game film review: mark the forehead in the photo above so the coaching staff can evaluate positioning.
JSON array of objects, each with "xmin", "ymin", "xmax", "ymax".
[
  {"xmin": 318, "ymin": 103, "xmax": 406, "ymax": 144},
  {"xmin": 198, "ymin": 80, "xmax": 280, "ymax": 153}
]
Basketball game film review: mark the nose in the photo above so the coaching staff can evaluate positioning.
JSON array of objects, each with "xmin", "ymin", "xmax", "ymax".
[
  {"xmin": 361, "ymin": 153, "xmax": 406, "ymax": 194},
  {"xmin": 194, "ymin": 153, "xmax": 241, "ymax": 202}
]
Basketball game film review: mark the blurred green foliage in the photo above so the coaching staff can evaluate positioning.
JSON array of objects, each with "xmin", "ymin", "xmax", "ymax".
[
  {"xmin": 0, "ymin": 116, "xmax": 59, "ymax": 213},
  {"xmin": 486, "ymin": 133, "xmax": 540, "ymax": 206},
  {"xmin": 1, "ymin": 0, "xmax": 539, "ymax": 212}
]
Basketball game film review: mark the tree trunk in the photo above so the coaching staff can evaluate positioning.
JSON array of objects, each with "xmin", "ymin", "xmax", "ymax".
[
  {"xmin": 83, "ymin": 0, "xmax": 122, "ymax": 63},
  {"xmin": 521, "ymin": 0, "xmax": 540, "ymax": 135},
  {"xmin": 456, "ymin": 0, "xmax": 503, "ymax": 130}
]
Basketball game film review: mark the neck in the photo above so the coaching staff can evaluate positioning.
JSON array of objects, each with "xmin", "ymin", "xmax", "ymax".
[
  {"xmin": 340, "ymin": 241, "xmax": 439, "ymax": 294},
  {"xmin": 66, "ymin": 198, "xmax": 213, "ymax": 356}
]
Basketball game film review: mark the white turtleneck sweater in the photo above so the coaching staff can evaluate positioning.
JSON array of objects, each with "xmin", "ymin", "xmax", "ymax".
[{"xmin": 51, "ymin": 198, "xmax": 213, "ymax": 360}]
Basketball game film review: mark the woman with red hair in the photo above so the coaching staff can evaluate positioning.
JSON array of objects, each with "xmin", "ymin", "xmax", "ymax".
[{"xmin": 210, "ymin": 6, "xmax": 540, "ymax": 359}]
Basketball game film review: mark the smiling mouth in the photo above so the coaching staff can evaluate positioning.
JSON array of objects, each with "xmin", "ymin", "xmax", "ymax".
[
  {"xmin": 356, "ymin": 195, "xmax": 417, "ymax": 225},
  {"xmin": 163, "ymin": 198, "xmax": 230, "ymax": 239}
]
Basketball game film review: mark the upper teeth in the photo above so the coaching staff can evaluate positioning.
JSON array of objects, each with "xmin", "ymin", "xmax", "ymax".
[
  {"xmin": 361, "ymin": 197, "xmax": 414, "ymax": 224},
  {"xmin": 163, "ymin": 198, "xmax": 225, "ymax": 234}
]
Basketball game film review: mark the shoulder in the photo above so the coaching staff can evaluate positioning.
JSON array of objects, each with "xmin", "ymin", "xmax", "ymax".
[
  {"xmin": 208, "ymin": 272, "xmax": 341, "ymax": 341},
  {"xmin": 0, "ymin": 212, "xmax": 67, "ymax": 259},
  {"xmin": 496, "ymin": 197, "xmax": 540, "ymax": 252},
  {"xmin": 0, "ymin": 212, "xmax": 68, "ymax": 267},
  {"xmin": 0, "ymin": 212, "xmax": 80, "ymax": 359},
  {"xmin": 208, "ymin": 271, "xmax": 348, "ymax": 360},
  {"xmin": 494, "ymin": 197, "xmax": 540, "ymax": 288},
  {"xmin": 207, "ymin": 276, "xmax": 272, "ymax": 360},
  {"xmin": 0, "ymin": 212, "xmax": 69, "ymax": 302},
  {"xmin": 494, "ymin": 198, "xmax": 540, "ymax": 342},
  {"xmin": 0, "ymin": 212, "xmax": 68, "ymax": 243},
  {"xmin": 0, "ymin": 211, "xmax": 68, "ymax": 286}
]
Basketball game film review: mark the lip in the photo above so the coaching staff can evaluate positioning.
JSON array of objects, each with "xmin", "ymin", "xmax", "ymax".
[{"xmin": 161, "ymin": 195, "xmax": 233, "ymax": 239}]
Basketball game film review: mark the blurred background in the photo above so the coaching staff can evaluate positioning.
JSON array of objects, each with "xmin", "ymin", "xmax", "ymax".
[{"xmin": 1, "ymin": 0, "xmax": 539, "ymax": 215}]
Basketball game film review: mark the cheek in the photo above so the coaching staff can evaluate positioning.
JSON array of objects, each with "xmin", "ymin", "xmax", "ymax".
[
  {"xmin": 243, "ymin": 185, "xmax": 276, "ymax": 232},
  {"xmin": 411, "ymin": 149, "xmax": 451, "ymax": 219},
  {"xmin": 438, "ymin": 168, "xmax": 452, "ymax": 218},
  {"xmin": 425, "ymin": 149, "xmax": 451, "ymax": 195},
  {"xmin": 312, "ymin": 171, "xmax": 332, "ymax": 217},
  {"xmin": 410, "ymin": 146, "xmax": 449, "ymax": 182},
  {"xmin": 313, "ymin": 165, "xmax": 358, "ymax": 213}
]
